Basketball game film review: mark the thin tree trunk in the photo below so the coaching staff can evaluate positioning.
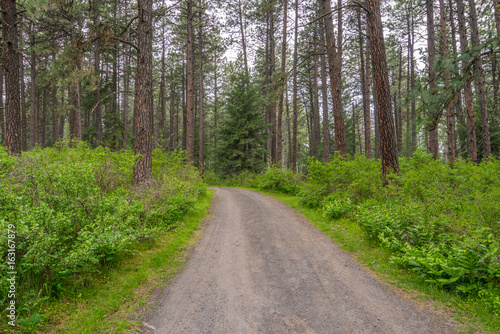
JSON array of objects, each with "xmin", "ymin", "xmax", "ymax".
[
  {"xmin": 312, "ymin": 27, "xmax": 321, "ymax": 159},
  {"xmin": 198, "ymin": 7, "xmax": 205, "ymax": 172},
  {"xmin": 269, "ymin": 3, "xmax": 277, "ymax": 164},
  {"xmin": 94, "ymin": 38, "xmax": 102, "ymax": 145},
  {"xmin": 320, "ymin": 19, "xmax": 330, "ymax": 162},
  {"xmin": 468, "ymin": 0, "xmax": 491, "ymax": 159},
  {"xmin": 277, "ymin": 0, "xmax": 287, "ymax": 167},
  {"xmin": 366, "ymin": 0, "xmax": 399, "ymax": 175},
  {"xmin": 214, "ymin": 53, "xmax": 218, "ymax": 152},
  {"xmin": 2, "ymin": 0, "xmax": 21, "ymax": 155},
  {"xmin": 321, "ymin": 0, "xmax": 346, "ymax": 158},
  {"xmin": 133, "ymin": 0, "xmax": 153, "ymax": 183},
  {"xmin": 186, "ymin": 0, "xmax": 195, "ymax": 162},
  {"xmin": 123, "ymin": 46, "xmax": 130, "ymax": 147},
  {"xmin": 440, "ymin": 0, "xmax": 455, "ymax": 165},
  {"xmin": 20, "ymin": 52, "xmax": 27, "ymax": 150},
  {"xmin": 457, "ymin": 0, "xmax": 477, "ymax": 163},
  {"xmin": 292, "ymin": 0, "xmax": 299, "ymax": 172},
  {"xmin": 427, "ymin": 0, "xmax": 439, "ymax": 159},
  {"xmin": 29, "ymin": 25, "xmax": 38, "ymax": 149},
  {"xmin": 169, "ymin": 69, "xmax": 176, "ymax": 151},
  {"xmin": 41, "ymin": 88, "xmax": 47, "ymax": 146},
  {"xmin": 238, "ymin": 0, "xmax": 249, "ymax": 77},
  {"xmin": 358, "ymin": 10, "xmax": 371, "ymax": 158},
  {"xmin": 158, "ymin": 26, "xmax": 167, "ymax": 146},
  {"xmin": 397, "ymin": 46, "xmax": 403, "ymax": 153}
]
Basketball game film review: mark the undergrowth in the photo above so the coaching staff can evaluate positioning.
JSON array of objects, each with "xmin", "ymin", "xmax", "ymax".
[{"xmin": 0, "ymin": 142, "xmax": 205, "ymax": 330}]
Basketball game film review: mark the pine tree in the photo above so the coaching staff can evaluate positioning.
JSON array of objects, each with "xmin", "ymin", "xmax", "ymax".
[{"xmin": 215, "ymin": 74, "xmax": 267, "ymax": 176}]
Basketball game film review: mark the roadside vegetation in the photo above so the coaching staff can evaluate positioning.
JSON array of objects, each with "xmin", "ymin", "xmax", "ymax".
[
  {"xmin": 0, "ymin": 142, "xmax": 207, "ymax": 333},
  {"xmin": 206, "ymin": 152, "xmax": 500, "ymax": 332}
]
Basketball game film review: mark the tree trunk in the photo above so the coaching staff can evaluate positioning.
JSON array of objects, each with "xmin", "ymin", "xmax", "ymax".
[
  {"xmin": 439, "ymin": 0, "xmax": 455, "ymax": 165},
  {"xmin": 312, "ymin": 27, "xmax": 321, "ymax": 159},
  {"xmin": 238, "ymin": 0, "xmax": 249, "ymax": 77},
  {"xmin": 320, "ymin": 0, "xmax": 346, "ymax": 158},
  {"xmin": 20, "ymin": 52, "xmax": 27, "ymax": 150},
  {"xmin": 158, "ymin": 26, "xmax": 167, "ymax": 146},
  {"xmin": 276, "ymin": 0, "xmax": 287, "ymax": 167},
  {"xmin": 397, "ymin": 46, "xmax": 403, "ymax": 153},
  {"xmin": 52, "ymin": 85, "xmax": 58, "ymax": 145},
  {"xmin": 41, "ymin": 88, "xmax": 47, "ymax": 146},
  {"xmin": 427, "ymin": 0, "xmax": 439, "ymax": 159},
  {"xmin": 186, "ymin": 0, "xmax": 195, "ymax": 163},
  {"xmin": 358, "ymin": 10, "xmax": 371, "ymax": 159},
  {"xmin": 320, "ymin": 20, "xmax": 330, "ymax": 163},
  {"xmin": 366, "ymin": 0, "xmax": 399, "ymax": 175},
  {"xmin": 269, "ymin": 3, "xmax": 277, "ymax": 164},
  {"xmin": 292, "ymin": 0, "xmax": 299, "ymax": 172},
  {"xmin": 198, "ymin": 7, "xmax": 205, "ymax": 172},
  {"xmin": 123, "ymin": 46, "xmax": 130, "ymax": 147},
  {"xmin": 94, "ymin": 38, "xmax": 102, "ymax": 145},
  {"xmin": 133, "ymin": 0, "xmax": 154, "ymax": 183},
  {"xmin": 457, "ymin": 0, "xmax": 477, "ymax": 163},
  {"xmin": 169, "ymin": 68, "xmax": 176, "ymax": 151},
  {"xmin": 468, "ymin": 0, "xmax": 491, "ymax": 159},
  {"xmin": 1, "ymin": 0, "xmax": 21, "ymax": 155}
]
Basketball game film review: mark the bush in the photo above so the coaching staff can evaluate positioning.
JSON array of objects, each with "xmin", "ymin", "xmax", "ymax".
[
  {"xmin": 0, "ymin": 144, "xmax": 204, "ymax": 314},
  {"xmin": 322, "ymin": 196, "xmax": 352, "ymax": 219},
  {"xmin": 257, "ymin": 167, "xmax": 300, "ymax": 194}
]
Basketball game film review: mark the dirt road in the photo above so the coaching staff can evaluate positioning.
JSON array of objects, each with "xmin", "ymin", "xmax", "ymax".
[{"xmin": 146, "ymin": 188, "xmax": 456, "ymax": 333}]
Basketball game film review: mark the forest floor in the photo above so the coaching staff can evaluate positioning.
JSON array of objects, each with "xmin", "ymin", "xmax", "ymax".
[{"xmin": 141, "ymin": 188, "xmax": 459, "ymax": 333}]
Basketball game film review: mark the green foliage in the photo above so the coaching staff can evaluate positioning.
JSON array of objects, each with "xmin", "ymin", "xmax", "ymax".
[
  {"xmin": 0, "ymin": 144, "xmax": 204, "ymax": 321},
  {"xmin": 322, "ymin": 196, "xmax": 352, "ymax": 220},
  {"xmin": 215, "ymin": 73, "xmax": 268, "ymax": 177},
  {"xmin": 299, "ymin": 155, "xmax": 383, "ymax": 208},
  {"xmin": 303, "ymin": 150, "xmax": 500, "ymax": 313},
  {"xmin": 257, "ymin": 168, "xmax": 300, "ymax": 195}
]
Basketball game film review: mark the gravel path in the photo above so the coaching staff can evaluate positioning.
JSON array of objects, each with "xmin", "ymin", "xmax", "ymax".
[{"xmin": 144, "ymin": 188, "xmax": 456, "ymax": 334}]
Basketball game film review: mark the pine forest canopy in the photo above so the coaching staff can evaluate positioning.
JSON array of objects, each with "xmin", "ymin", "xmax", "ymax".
[{"xmin": 1, "ymin": 0, "xmax": 500, "ymax": 181}]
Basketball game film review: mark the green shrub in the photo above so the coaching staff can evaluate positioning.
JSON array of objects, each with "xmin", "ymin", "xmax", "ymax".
[
  {"xmin": 0, "ymin": 144, "xmax": 204, "ymax": 316},
  {"xmin": 257, "ymin": 167, "xmax": 300, "ymax": 194},
  {"xmin": 322, "ymin": 196, "xmax": 352, "ymax": 219}
]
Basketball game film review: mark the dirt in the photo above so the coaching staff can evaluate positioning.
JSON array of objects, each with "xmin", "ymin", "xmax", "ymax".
[{"xmin": 142, "ymin": 188, "xmax": 457, "ymax": 334}]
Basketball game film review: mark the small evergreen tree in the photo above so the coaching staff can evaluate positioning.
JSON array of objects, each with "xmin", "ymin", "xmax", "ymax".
[{"xmin": 215, "ymin": 73, "xmax": 267, "ymax": 176}]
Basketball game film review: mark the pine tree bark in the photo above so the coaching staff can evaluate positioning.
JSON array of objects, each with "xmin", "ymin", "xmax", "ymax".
[
  {"xmin": 320, "ymin": 0, "xmax": 346, "ymax": 158},
  {"xmin": 1, "ymin": 0, "xmax": 21, "ymax": 155},
  {"xmin": 123, "ymin": 46, "xmax": 130, "ymax": 147},
  {"xmin": 439, "ymin": 0, "xmax": 455, "ymax": 165},
  {"xmin": 312, "ymin": 27, "xmax": 321, "ymax": 159},
  {"xmin": 269, "ymin": 3, "xmax": 277, "ymax": 164},
  {"xmin": 292, "ymin": 0, "xmax": 299, "ymax": 172},
  {"xmin": 198, "ymin": 8, "xmax": 205, "ymax": 172},
  {"xmin": 397, "ymin": 46, "xmax": 403, "ymax": 153},
  {"xmin": 457, "ymin": 0, "xmax": 477, "ymax": 163},
  {"xmin": 52, "ymin": 85, "xmax": 58, "ymax": 144},
  {"xmin": 427, "ymin": 0, "xmax": 439, "ymax": 159},
  {"xmin": 41, "ymin": 88, "xmax": 47, "ymax": 146},
  {"xmin": 20, "ymin": 52, "xmax": 27, "ymax": 150},
  {"xmin": 186, "ymin": 0, "xmax": 195, "ymax": 163},
  {"xmin": 276, "ymin": 0, "xmax": 287, "ymax": 167},
  {"xmin": 158, "ymin": 26, "xmax": 167, "ymax": 145},
  {"xmin": 468, "ymin": 0, "xmax": 491, "ymax": 159},
  {"xmin": 238, "ymin": 0, "xmax": 249, "ymax": 77},
  {"xmin": 366, "ymin": 0, "xmax": 398, "ymax": 175},
  {"xmin": 133, "ymin": 0, "xmax": 153, "ymax": 183},
  {"xmin": 320, "ymin": 19, "xmax": 330, "ymax": 162},
  {"xmin": 358, "ymin": 10, "xmax": 371, "ymax": 159},
  {"xmin": 94, "ymin": 38, "xmax": 102, "ymax": 145}
]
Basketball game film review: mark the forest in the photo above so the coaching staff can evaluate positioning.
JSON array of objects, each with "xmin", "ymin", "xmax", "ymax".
[{"xmin": 1, "ymin": 0, "xmax": 500, "ymax": 332}]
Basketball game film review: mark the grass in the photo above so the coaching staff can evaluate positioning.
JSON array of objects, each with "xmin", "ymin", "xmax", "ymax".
[
  {"xmin": 252, "ymin": 189, "xmax": 498, "ymax": 334},
  {"xmin": 12, "ymin": 190, "xmax": 213, "ymax": 334}
]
